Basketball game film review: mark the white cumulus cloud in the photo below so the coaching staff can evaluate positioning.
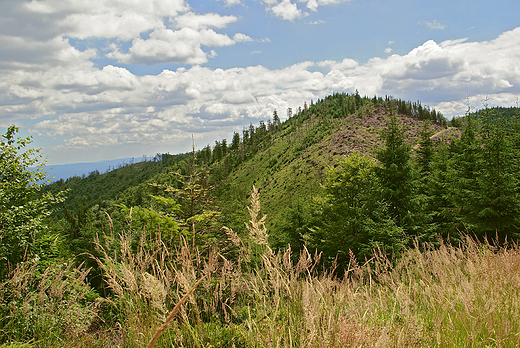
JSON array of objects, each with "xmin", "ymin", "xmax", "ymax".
[
  {"xmin": 108, "ymin": 27, "xmax": 239, "ymax": 65},
  {"xmin": 270, "ymin": 0, "xmax": 304, "ymax": 21},
  {"xmin": 0, "ymin": 1, "xmax": 253, "ymax": 70},
  {"xmin": 175, "ymin": 12, "xmax": 238, "ymax": 30}
]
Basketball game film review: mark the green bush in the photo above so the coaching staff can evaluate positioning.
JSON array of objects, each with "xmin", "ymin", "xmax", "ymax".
[{"xmin": 0, "ymin": 125, "xmax": 65, "ymax": 279}]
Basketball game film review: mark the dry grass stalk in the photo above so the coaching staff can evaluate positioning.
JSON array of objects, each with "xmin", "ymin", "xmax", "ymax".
[
  {"xmin": 0, "ymin": 260, "xmax": 98, "ymax": 344},
  {"xmin": 246, "ymin": 185, "xmax": 270, "ymax": 248},
  {"xmin": 146, "ymin": 276, "xmax": 205, "ymax": 348}
]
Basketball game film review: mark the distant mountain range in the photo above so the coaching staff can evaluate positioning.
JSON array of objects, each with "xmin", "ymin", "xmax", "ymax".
[{"xmin": 38, "ymin": 157, "xmax": 147, "ymax": 183}]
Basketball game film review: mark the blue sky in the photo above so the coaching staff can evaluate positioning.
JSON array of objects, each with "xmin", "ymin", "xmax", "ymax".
[{"xmin": 1, "ymin": 0, "xmax": 519, "ymax": 165}]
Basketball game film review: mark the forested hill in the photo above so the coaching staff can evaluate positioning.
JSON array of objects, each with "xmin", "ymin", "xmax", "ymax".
[
  {"xmin": 450, "ymin": 105, "xmax": 520, "ymax": 127},
  {"xmin": 42, "ymin": 93, "xmax": 520, "ymax": 268},
  {"xmin": 211, "ymin": 94, "xmax": 449, "ymax": 241},
  {"xmin": 43, "ymin": 93, "xmax": 447, "ymax": 230}
]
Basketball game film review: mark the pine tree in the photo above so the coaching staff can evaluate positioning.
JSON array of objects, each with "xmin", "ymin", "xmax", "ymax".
[
  {"xmin": 212, "ymin": 140, "xmax": 222, "ymax": 163},
  {"xmin": 447, "ymin": 109, "xmax": 482, "ymax": 234},
  {"xmin": 423, "ymin": 140, "xmax": 456, "ymax": 240},
  {"xmin": 413, "ymin": 121, "xmax": 436, "ymax": 241},
  {"xmin": 230, "ymin": 132, "xmax": 240, "ymax": 151},
  {"xmin": 273, "ymin": 109, "xmax": 280, "ymax": 129},
  {"xmin": 221, "ymin": 138, "xmax": 227, "ymax": 157},
  {"xmin": 416, "ymin": 121, "xmax": 434, "ymax": 175},
  {"xmin": 167, "ymin": 138, "xmax": 220, "ymax": 249}
]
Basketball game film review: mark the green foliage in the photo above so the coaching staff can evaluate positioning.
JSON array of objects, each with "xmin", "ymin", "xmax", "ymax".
[
  {"xmin": 43, "ymin": 153, "xmax": 190, "ymax": 215},
  {"xmin": 309, "ymin": 153, "xmax": 405, "ymax": 267},
  {"xmin": 117, "ymin": 199, "xmax": 180, "ymax": 242},
  {"xmin": 416, "ymin": 121, "xmax": 434, "ymax": 175},
  {"xmin": 421, "ymin": 141, "xmax": 457, "ymax": 239},
  {"xmin": 447, "ymin": 107, "xmax": 520, "ymax": 240},
  {"xmin": 472, "ymin": 108, "xmax": 520, "ymax": 237},
  {"xmin": 274, "ymin": 199, "xmax": 311, "ymax": 253},
  {"xmin": 0, "ymin": 126, "xmax": 65, "ymax": 279},
  {"xmin": 4, "ymin": 98, "xmax": 520, "ymax": 347},
  {"xmin": 376, "ymin": 115, "xmax": 415, "ymax": 229}
]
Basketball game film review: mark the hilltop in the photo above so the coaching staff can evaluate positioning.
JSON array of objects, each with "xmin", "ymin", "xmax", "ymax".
[
  {"xmin": 214, "ymin": 97, "xmax": 450, "ymax": 237},
  {"xmin": 44, "ymin": 93, "xmax": 449, "ymax": 237}
]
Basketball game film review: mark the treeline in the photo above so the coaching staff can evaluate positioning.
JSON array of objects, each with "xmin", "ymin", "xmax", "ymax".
[
  {"xmin": 13, "ymin": 91, "xmax": 446, "ymax": 291},
  {"xmin": 38, "ymin": 95, "xmax": 518, "ymax": 274},
  {"xmin": 44, "ymin": 153, "xmax": 191, "ymax": 214},
  {"xmin": 451, "ymin": 105, "xmax": 520, "ymax": 127}
]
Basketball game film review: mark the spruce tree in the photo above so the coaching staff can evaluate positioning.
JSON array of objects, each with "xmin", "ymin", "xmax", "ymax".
[
  {"xmin": 424, "ymin": 140, "xmax": 457, "ymax": 239},
  {"xmin": 309, "ymin": 153, "xmax": 404, "ymax": 268},
  {"xmin": 376, "ymin": 115, "xmax": 415, "ymax": 230},
  {"xmin": 416, "ymin": 121, "xmax": 434, "ymax": 175},
  {"xmin": 230, "ymin": 132, "xmax": 240, "ymax": 151},
  {"xmin": 273, "ymin": 109, "xmax": 280, "ymax": 129},
  {"xmin": 413, "ymin": 121, "xmax": 436, "ymax": 241},
  {"xmin": 472, "ymin": 107, "xmax": 520, "ymax": 240},
  {"xmin": 446, "ymin": 111, "xmax": 481, "ymax": 234}
]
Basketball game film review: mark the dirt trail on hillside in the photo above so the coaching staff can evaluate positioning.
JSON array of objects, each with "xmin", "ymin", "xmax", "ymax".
[
  {"xmin": 430, "ymin": 127, "xmax": 455, "ymax": 140},
  {"xmin": 413, "ymin": 127, "xmax": 458, "ymax": 149}
]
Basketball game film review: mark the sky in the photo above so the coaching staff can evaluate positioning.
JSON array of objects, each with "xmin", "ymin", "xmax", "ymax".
[{"xmin": 1, "ymin": 0, "xmax": 519, "ymax": 165}]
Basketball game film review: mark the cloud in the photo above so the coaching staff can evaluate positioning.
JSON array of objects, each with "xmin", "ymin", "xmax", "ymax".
[
  {"xmin": 108, "ymin": 27, "xmax": 241, "ymax": 65},
  {"xmin": 305, "ymin": 0, "xmax": 353, "ymax": 13},
  {"xmin": 0, "ymin": 1, "xmax": 251, "ymax": 69},
  {"xmin": 317, "ymin": 0, "xmax": 354, "ymax": 4},
  {"xmin": 175, "ymin": 12, "xmax": 238, "ymax": 30},
  {"xmin": 307, "ymin": 19, "xmax": 326, "ymax": 25},
  {"xmin": 419, "ymin": 20, "xmax": 447, "ymax": 31},
  {"xmin": 264, "ymin": 0, "xmax": 353, "ymax": 21},
  {"xmin": 306, "ymin": 0, "xmax": 319, "ymax": 11},
  {"xmin": 270, "ymin": 0, "xmax": 304, "ymax": 21},
  {"xmin": 26, "ymin": 0, "xmax": 190, "ymax": 40},
  {"xmin": 233, "ymin": 33, "xmax": 254, "ymax": 43},
  {"xmin": 220, "ymin": 0, "xmax": 243, "ymax": 5},
  {"xmin": 107, "ymin": 29, "xmax": 253, "ymax": 65},
  {"xmin": 385, "ymin": 47, "xmax": 393, "ymax": 54},
  {"xmin": 317, "ymin": 58, "xmax": 358, "ymax": 70}
]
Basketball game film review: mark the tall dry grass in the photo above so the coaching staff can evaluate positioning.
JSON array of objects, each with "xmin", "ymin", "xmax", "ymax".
[
  {"xmin": 0, "ymin": 260, "xmax": 99, "ymax": 347},
  {"xmin": 2, "ymin": 187, "xmax": 520, "ymax": 347},
  {"xmin": 98, "ymin": 186, "xmax": 520, "ymax": 347}
]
